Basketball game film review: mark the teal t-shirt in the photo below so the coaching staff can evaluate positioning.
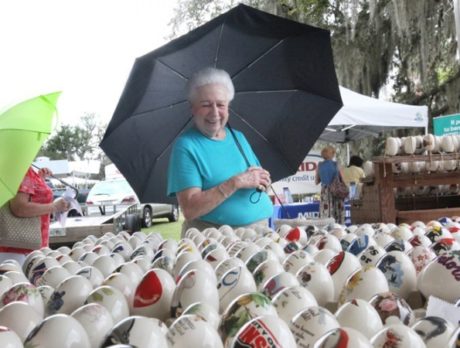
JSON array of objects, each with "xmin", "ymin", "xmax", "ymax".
[{"xmin": 167, "ymin": 127, "xmax": 273, "ymax": 226}]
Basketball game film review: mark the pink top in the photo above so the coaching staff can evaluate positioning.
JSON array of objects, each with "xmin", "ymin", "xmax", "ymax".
[{"xmin": 0, "ymin": 168, "xmax": 53, "ymax": 254}]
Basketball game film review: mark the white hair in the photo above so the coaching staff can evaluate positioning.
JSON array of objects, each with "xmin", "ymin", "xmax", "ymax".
[{"xmin": 187, "ymin": 67, "xmax": 235, "ymax": 102}]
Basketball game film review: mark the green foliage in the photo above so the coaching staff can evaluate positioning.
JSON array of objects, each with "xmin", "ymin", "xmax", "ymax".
[{"xmin": 39, "ymin": 113, "xmax": 105, "ymax": 161}]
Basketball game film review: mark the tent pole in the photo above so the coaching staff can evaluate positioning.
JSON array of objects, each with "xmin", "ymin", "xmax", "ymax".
[{"xmin": 346, "ymin": 143, "xmax": 350, "ymax": 165}]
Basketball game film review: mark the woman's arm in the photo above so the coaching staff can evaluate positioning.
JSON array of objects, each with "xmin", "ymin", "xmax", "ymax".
[
  {"xmin": 315, "ymin": 164, "xmax": 321, "ymax": 185},
  {"xmin": 177, "ymin": 167, "xmax": 271, "ymax": 221},
  {"xmin": 9, "ymin": 192, "xmax": 68, "ymax": 218}
]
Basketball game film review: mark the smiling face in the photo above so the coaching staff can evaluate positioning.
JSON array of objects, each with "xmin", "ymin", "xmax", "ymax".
[{"xmin": 191, "ymin": 83, "xmax": 230, "ymax": 139}]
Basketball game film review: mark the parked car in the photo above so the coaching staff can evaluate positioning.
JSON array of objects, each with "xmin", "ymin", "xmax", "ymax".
[{"xmin": 85, "ymin": 178, "xmax": 178, "ymax": 227}]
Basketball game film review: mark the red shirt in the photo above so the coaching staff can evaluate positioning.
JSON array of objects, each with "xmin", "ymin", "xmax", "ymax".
[{"xmin": 0, "ymin": 168, "xmax": 53, "ymax": 254}]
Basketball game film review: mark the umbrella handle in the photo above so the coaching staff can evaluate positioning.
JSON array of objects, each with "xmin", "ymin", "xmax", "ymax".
[{"xmin": 31, "ymin": 164, "xmax": 79, "ymax": 198}]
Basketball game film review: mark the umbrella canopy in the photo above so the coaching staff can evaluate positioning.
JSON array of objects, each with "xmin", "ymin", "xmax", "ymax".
[
  {"xmin": 100, "ymin": 4, "xmax": 342, "ymax": 204},
  {"xmin": 0, "ymin": 92, "xmax": 60, "ymax": 208}
]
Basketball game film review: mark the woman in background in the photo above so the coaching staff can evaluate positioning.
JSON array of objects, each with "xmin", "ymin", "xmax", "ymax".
[
  {"xmin": 0, "ymin": 167, "xmax": 69, "ymax": 265},
  {"xmin": 342, "ymin": 155, "xmax": 365, "ymax": 199},
  {"xmin": 315, "ymin": 146, "xmax": 345, "ymax": 224}
]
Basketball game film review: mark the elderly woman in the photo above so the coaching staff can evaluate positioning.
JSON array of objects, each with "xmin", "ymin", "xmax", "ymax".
[
  {"xmin": 0, "ymin": 167, "xmax": 69, "ymax": 265},
  {"xmin": 167, "ymin": 67, "xmax": 273, "ymax": 236},
  {"xmin": 315, "ymin": 145, "xmax": 345, "ymax": 224}
]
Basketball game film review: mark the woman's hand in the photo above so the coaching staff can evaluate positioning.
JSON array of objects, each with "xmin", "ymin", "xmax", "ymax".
[
  {"xmin": 234, "ymin": 166, "xmax": 271, "ymax": 191},
  {"xmin": 38, "ymin": 167, "xmax": 53, "ymax": 178},
  {"xmin": 52, "ymin": 198, "xmax": 70, "ymax": 213}
]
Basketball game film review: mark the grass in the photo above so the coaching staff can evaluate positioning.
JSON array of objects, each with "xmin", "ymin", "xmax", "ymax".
[{"xmin": 142, "ymin": 213, "xmax": 183, "ymax": 240}]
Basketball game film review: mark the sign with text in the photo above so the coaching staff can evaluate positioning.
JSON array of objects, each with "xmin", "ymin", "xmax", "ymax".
[
  {"xmin": 271, "ymin": 152, "xmax": 321, "ymax": 195},
  {"xmin": 433, "ymin": 113, "xmax": 460, "ymax": 136}
]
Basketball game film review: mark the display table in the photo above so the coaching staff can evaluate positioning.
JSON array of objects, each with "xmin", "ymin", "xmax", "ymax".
[{"xmin": 270, "ymin": 202, "xmax": 351, "ymax": 228}]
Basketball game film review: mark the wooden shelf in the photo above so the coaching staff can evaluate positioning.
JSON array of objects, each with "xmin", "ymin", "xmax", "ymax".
[{"xmin": 351, "ymin": 154, "xmax": 460, "ymax": 224}]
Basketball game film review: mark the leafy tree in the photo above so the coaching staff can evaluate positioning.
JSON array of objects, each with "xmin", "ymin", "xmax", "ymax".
[
  {"xmin": 39, "ymin": 113, "xmax": 106, "ymax": 161},
  {"xmin": 168, "ymin": 0, "xmax": 459, "ymax": 159}
]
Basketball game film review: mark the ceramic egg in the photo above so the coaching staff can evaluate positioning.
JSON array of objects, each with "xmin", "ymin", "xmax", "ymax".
[
  {"xmin": 370, "ymin": 323, "xmax": 426, "ymax": 347},
  {"xmin": 314, "ymin": 326, "xmax": 372, "ymax": 348},
  {"xmin": 131, "ymin": 268, "xmax": 175, "ymax": 321},
  {"xmin": 359, "ymin": 245, "xmax": 386, "ymax": 266},
  {"xmin": 417, "ymin": 250, "xmax": 460, "ymax": 302},
  {"xmin": 0, "ymin": 275, "xmax": 13, "ymax": 298},
  {"xmin": 215, "ymin": 257, "xmax": 246, "ymax": 282},
  {"xmin": 218, "ymin": 266, "xmax": 256, "ymax": 314},
  {"xmin": 24, "ymin": 314, "xmax": 91, "ymax": 348},
  {"xmin": 0, "ymin": 282, "xmax": 44, "ymax": 318},
  {"xmin": 61, "ymin": 260, "xmax": 82, "ymax": 274},
  {"xmin": 85, "ymin": 285, "xmax": 130, "ymax": 324},
  {"xmin": 369, "ymin": 292, "xmax": 415, "ymax": 326},
  {"xmin": 289, "ymin": 306, "xmax": 340, "ymax": 347},
  {"xmin": 171, "ymin": 269, "xmax": 219, "ymax": 317},
  {"xmin": 338, "ymin": 265, "xmax": 389, "ymax": 305},
  {"xmin": 37, "ymin": 265, "xmax": 71, "ymax": 288},
  {"xmin": 326, "ymin": 251, "xmax": 362, "ymax": 302},
  {"xmin": 407, "ymin": 245, "xmax": 436, "ymax": 274},
  {"xmin": 47, "ymin": 275, "xmax": 93, "ymax": 315},
  {"xmin": 219, "ymin": 292, "xmax": 276, "ymax": 341},
  {"xmin": 227, "ymin": 314, "xmax": 296, "ymax": 348},
  {"xmin": 252, "ymin": 259, "xmax": 284, "ymax": 289},
  {"xmin": 313, "ymin": 249, "xmax": 337, "ymax": 265},
  {"xmin": 272, "ymin": 285, "xmax": 317, "ymax": 324},
  {"xmin": 296, "ymin": 261, "xmax": 334, "ymax": 306},
  {"xmin": 183, "ymin": 301, "xmax": 221, "ymax": 330},
  {"xmin": 261, "ymin": 271, "xmax": 299, "ymax": 299},
  {"xmin": 103, "ymin": 272, "xmax": 136, "ymax": 303},
  {"xmin": 347, "ymin": 234, "xmax": 376, "ymax": 256},
  {"xmin": 282, "ymin": 250, "xmax": 315, "ymax": 275},
  {"xmin": 71, "ymin": 303, "xmax": 114, "ymax": 348},
  {"xmin": 245, "ymin": 250, "xmax": 278, "ymax": 274},
  {"xmin": 178, "ymin": 259, "xmax": 217, "ymax": 285},
  {"xmin": 173, "ymin": 251, "xmax": 201, "ymax": 277},
  {"xmin": 28, "ymin": 256, "xmax": 60, "ymax": 285},
  {"xmin": 335, "ymin": 298, "xmax": 383, "ymax": 339},
  {"xmin": 103, "ymin": 315, "xmax": 168, "ymax": 347},
  {"xmin": 376, "ymin": 250, "xmax": 417, "ymax": 299},
  {"xmin": 0, "ymin": 301, "xmax": 42, "ymax": 342},
  {"xmin": 116, "ymin": 261, "xmax": 145, "ymax": 287},
  {"xmin": 167, "ymin": 314, "xmax": 223, "ymax": 348},
  {"xmin": 411, "ymin": 315, "xmax": 455, "ymax": 348},
  {"xmin": 76, "ymin": 265, "xmax": 105, "ymax": 288},
  {"xmin": 0, "ymin": 326, "xmax": 23, "ymax": 347}
]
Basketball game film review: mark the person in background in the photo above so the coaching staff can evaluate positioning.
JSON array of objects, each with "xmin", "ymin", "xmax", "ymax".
[
  {"xmin": 342, "ymin": 155, "xmax": 365, "ymax": 199},
  {"xmin": 0, "ymin": 167, "xmax": 69, "ymax": 265},
  {"xmin": 315, "ymin": 145, "xmax": 345, "ymax": 224},
  {"xmin": 167, "ymin": 67, "xmax": 273, "ymax": 237}
]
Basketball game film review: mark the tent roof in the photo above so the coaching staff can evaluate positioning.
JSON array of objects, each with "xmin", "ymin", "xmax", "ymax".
[{"xmin": 320, "ymin": 86, "xmax": 429, "ymax": 143}]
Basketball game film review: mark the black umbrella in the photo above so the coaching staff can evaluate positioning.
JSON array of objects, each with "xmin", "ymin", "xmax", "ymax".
[{"xmin": 100, "ymin": 4, "xmax": 342, "ymax": 204}]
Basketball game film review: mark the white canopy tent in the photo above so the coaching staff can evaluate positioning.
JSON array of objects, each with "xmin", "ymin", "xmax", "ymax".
[{"xmin": 320, "ymin": 86, "xmax": 429, "ymax": 143}]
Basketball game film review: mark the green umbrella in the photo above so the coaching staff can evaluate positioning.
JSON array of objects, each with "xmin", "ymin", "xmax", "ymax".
[{"xmin": 0, "ymin": 91, "xmax": 61, "ymax": 208}]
